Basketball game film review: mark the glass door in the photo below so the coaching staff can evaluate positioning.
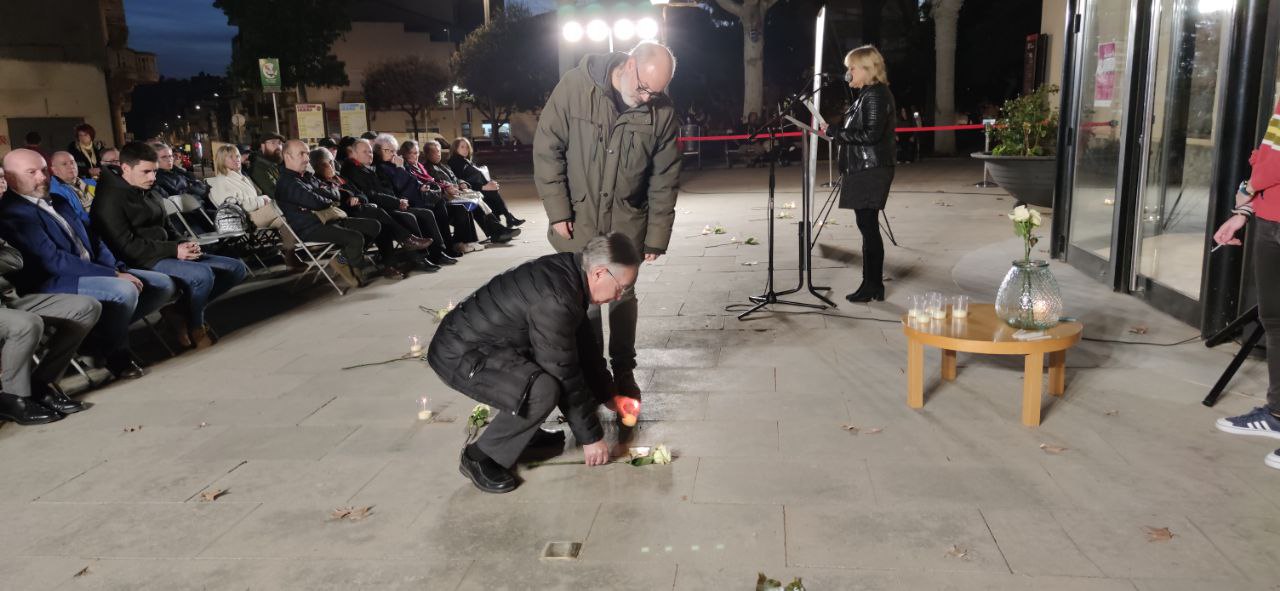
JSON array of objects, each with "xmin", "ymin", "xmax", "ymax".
[
  {"xmin": 1066, "ymin": 0, "xmax": 1138, "ymax": 268},
  {"xmin": 1132, "ymin": 0, "xmax": 1234, "ymax": 301}
]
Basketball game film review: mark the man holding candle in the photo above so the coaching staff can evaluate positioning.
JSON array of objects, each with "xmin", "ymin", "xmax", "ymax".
[{"xmin": 428, "ymin": 233, "xmax": 640, "ymax": 493}]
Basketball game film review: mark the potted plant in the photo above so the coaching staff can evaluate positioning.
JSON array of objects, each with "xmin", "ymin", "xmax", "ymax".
[{"xmin": 971, "ymin": 84, "xmax": 1059, "ymax": 208}]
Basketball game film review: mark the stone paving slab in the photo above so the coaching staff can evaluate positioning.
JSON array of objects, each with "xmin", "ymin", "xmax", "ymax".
[{"xmin": 0, "ymin": 161, "xmax": 1275, "ymax": 588}]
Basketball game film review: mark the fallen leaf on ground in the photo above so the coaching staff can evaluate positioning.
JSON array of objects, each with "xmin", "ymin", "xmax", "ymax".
[
  {"xmin": 935, "ymin": 201, "xmax": 953, "ymax": 207},
  {"xmin": 74, "ymin": 566, "xmax": 90, "ymax": 578},
  {"xmin": 196, "ymin": 421, "xmax": 209, "ymax": 428},
  {"xmin": 1104, "ymin": 410, "xmax": 1119, "ymax": 416},
  {"xmin": 741, "ymin": 261, "xmax": 759, "ymax": 266},
  {"xmin": 841, "ymin": 425, "xmax": 860, "ymax": 433},
  {"xmin": 1144, "ymin": 526, "xmax": 1175, "ymax": 542},
  {"xmin": 1128, "ymin": 325, "xmax": 1149, "ymax": 335},
  {"xmin": 945, "ymin": 544, "xmax": 969, "ymax": 560},
  {"xmin": 122, "ymin": 425, "xmax": 142, "ymax": 433},
  {"xmin": 199, "ymin": 488, "xmax": 226, "ymax": 502},
  {"xmin": 331, "ymin": 506, "xmax": 373, "ymax": 521},
  {"xmin": 1039, "ymin": 443, "xmax": 1068, "ymax": 454},
  {"xmin": 864, "ymin": 427, "xmax": 883, "ymax": 435}
]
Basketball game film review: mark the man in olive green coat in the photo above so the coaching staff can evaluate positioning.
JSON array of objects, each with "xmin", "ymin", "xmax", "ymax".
[{"xmin": 534, "ymin": 40, "xmax": 681, "ymax": 399}]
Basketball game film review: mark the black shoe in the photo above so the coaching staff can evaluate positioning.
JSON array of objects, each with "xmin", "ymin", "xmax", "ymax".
[
  {"xmin": 506, "ymin": 215, "xmax": 526, "ymax": 228},
  {"xmin": 845, "ymin": 283, "xmax": 885, "ymax": 303},
  {"xmin": 110, "ymin": 362, "xmax": 146, "ymax": 380},
  {"xmin": 428, "ymin": 252, "xmax": 458, "ymax": 266},
  {"xmin": 105, "ymin": 352, "xmax": 145, "ymax": 380},
  {"xmin": 491, "ymin": 228, "xmax": 521, "ymax": 244},
  {"xmin": 529, "ymin": 428, "xmax": 567, "ymax": 449},
  {"xmin": 459, "ymin": 448, "xmax": 517, "ymax": 493},
  {"xmin": 417, "ymin": 258, "xmax": 441, "ymax": 273},
  {"xmin": 0, "ymin": 393, "xmax": 62, "ymax": 424},
  {"xmin": 33, "ymin": 385, "xmax": 86, "ymax": 415},
  {"xmin": 444, "ymin": 247, "xmax": 465, "ymax": 258}
]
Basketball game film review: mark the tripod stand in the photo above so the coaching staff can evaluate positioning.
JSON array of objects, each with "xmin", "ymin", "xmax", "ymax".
[
  {"xmin": 1203, "ymin": 305, "xmax": 1264, "ymax": 407},
  {"xmin": 811, "ymin": 173, "xmax": 899, "ymax": 248},
  {"xmin": 738, "ymin": 79, "xmax": 835, "ymax": 321}
]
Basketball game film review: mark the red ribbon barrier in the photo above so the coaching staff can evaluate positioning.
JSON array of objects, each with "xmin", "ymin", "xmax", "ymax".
[{"xmin": 678, "ymin": 123, "xmax": 987, "ymax": 143}]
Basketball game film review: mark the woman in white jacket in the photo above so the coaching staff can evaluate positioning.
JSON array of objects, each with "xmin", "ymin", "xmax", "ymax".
[{"xmin": 207, "ymin": 145, "xmax": 297, "ymax": 258}]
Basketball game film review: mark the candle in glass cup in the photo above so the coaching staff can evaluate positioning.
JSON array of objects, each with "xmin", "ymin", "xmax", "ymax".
[
  {"xmin": 925, "ymin": 292, "xmax": 943, "ymax": 317},
  {"xmin": 907, "ymin": 294, "xmax": 923, "ymax": 319},
  {"xmin": 417, "ymin": 396, "xmax": 433, "ymax": 421},
  {"xmin": 409, "ymin": 335, "xmax": 424, "ymax": 355},
  {"xmin": 952, "ymin": 295, "xmax": 970, "ymax": 319}
]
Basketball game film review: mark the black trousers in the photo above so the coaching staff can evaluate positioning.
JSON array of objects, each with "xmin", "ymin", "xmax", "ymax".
[
  {"xmin": 1253, "ymin": 219, "xmax": 1280, "ymax": 412},
  {"xmin": 347, "ymin": 205, "xmax": 408, "ymax": 258},
  {"xmin": 475, "ymin": 370, "xmax": 564, "ymax": 468},
  {"xmin": 300, "ymin": 217, "xmax": 379, "ymax": 264},
  {"xmin": 480, "ymin": 189, "xmax": 512, "ymax": 219},
  {"xmin": 854, "ymin": 208, "xmax": 884, "ymax": 287}
]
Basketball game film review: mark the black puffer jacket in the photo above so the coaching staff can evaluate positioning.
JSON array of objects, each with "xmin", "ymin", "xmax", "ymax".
[
  {"xmin": 833, "ymin": 83, "xmax": 897, "ymax": 173},
  {"xmin": 154, "ymin": 167, "xmax": 210, "ymax": 199},
  {"xmin": 340, "ymin": 160, "xmax": 402, "ymax": 212},
  {"xmin": 274, "ymin": 168, "xmax": 339, "ymax": 235},
  {"xmin": 447, "ymin": 153, "xmax": 489, "ymax": 189},
  {"xmin": 427, "ymin": 252, "xmax": 611, "ymax": 444}
]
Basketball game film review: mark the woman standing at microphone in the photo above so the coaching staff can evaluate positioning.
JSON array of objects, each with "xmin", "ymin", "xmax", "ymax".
[{"xmin": 829, "ymin": 45, "xmax": 896, "ymax": 303}]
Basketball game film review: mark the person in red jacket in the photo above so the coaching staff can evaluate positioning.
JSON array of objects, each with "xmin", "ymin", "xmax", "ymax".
[{"xmin": 1212, "ymin": 98, "xmax": 1280, "ymax": 470}]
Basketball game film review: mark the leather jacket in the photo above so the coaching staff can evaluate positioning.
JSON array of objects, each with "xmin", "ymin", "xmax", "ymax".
[{"xmin": 833, "ymin": 83, "xmax": 896, "ymax": 173}]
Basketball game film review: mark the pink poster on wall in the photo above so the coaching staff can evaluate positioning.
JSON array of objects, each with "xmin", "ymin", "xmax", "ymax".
[{"xmin": 1095, "ymin": 41, "xmax": 1117, "ymax": 107}]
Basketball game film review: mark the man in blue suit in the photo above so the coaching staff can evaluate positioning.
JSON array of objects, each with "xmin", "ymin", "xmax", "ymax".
[
  {"xmin": 0, "ymin": 150, "xmax": 175, "ymax": 379},
  {"xmin": 48, "ymin": 151, "xmax": 94, "ymax": 224}
]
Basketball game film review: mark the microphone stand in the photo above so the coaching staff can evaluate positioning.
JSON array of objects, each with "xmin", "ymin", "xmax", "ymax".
[{"xmin": 738, "ymin": 76, "xmax": 834, "ymax": 320}]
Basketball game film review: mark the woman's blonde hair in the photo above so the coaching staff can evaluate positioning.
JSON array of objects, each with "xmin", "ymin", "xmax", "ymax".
[
  {"xmin": 450, "ymin": 137, "xmax": 473, "ymax": 159},
  {"xmin": 845, "ymin": 45, "xmax": 889, "ymax": 86},
  {"xmin": 213, "ymin": 144, "xmax": 241, "ymax": 176}
]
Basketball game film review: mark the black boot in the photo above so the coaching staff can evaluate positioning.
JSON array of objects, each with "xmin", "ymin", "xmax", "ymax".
[
  {"xmin": 845, "ymin": 282, "xmax": 885, "ymax": 303},
  {"xmin": 505, "ymin": 214, "xmax": 526, "ymax": 228}
]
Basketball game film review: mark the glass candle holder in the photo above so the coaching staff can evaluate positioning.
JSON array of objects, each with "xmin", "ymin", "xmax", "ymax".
[
  {"xmin": 907, "ymin": 294, "xmax": 924, "ymax": 319},
  {"xmin": 952, "ymin": 295, "xmax": 970, "ymax": 319},
  {"xmin": 417, "ymin": 396, "xmax": 433, "ymax": 421},
  {"xmin": 409, "ymin": 335, "xmax": 424, "ymax": 355}
]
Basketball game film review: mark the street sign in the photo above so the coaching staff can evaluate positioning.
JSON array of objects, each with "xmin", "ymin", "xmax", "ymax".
[
  {"xmin": 339, "ymin": 103, "xmax": 368, "ymax": 137},
  {"xmin": 259, "ymin": 58, "xmax": 282, "ymax": 93}
]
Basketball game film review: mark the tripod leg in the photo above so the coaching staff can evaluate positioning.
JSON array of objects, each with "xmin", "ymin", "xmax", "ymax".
[
  {"xmin": 880, "ymin": 210, "xmax": 899, "ymax": 247},
  {"xmin": 1203, "ymin": 324, "xmax": 1266, "ymax": 407}
]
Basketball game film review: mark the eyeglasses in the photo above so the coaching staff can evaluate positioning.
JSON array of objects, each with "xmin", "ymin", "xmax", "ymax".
[
  {"xmin": 101, "ymin": 159, "xmax": 120, "ymax": 166},
  {"xmin": 604, "ymin": 268, "xmax": 635, "ymax": 297},
  {"xmin": 635, "ymin": 79, "xmax": 666, "ymax": 105}
]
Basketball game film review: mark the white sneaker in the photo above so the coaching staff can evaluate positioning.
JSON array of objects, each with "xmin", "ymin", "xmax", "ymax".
[
  {"xmin": 468, "ymin": 242, "xmax": 485, "ymax": 252},
  {"xmin": 1267, "ymin": 449, "xmax": 1280, "ymax": 470}
]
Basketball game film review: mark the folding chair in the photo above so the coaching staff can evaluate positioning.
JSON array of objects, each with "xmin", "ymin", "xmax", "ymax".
[
  {"xmin": 162, "ymin": 195, "xmax": 266, "ymax": 277},
  {"xmin": 271, "ymin": 203, "xmax": 347, "ymax": 296}
]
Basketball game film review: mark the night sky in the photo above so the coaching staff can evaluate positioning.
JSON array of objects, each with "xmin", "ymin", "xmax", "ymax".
[
  {"xmin": 124, "ymin": 0, "xmax": 237, "ymax": 78},
  {"xmin": 122, "ymin": 0, "xmax": 557, "ymax": 79}
]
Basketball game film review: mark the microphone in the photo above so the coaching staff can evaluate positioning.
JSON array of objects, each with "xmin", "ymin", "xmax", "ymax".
[{"xmin": 816, "ymin": 71, "xmax": 853, "ymax": 83}]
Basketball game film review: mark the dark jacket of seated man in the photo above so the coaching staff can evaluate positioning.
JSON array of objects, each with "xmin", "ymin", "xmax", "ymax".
[
  {"xmin": 0, "ymin": 190, "xmax": 125, "ymax": 294},
  {"xmin": 154, "ymin": 166, "xmax": 209, "ymax": 199},
  {"xmin": 427, "ymin": 251, "xmax": 613, "ymax": 449},
  {"xmin": 374, "ymin": 160, "xmax": 443, "ymax": 210},
  {"xmin": 274, "ymin": 167, "xmax": 340, "ymax": 236},
  {"xmin": 89, "ymin": 168, "xmax": 181, "ymax": 270},
  {"xmin": 340, "ymin": 159, "xmax": 405, "ymax": 212}
]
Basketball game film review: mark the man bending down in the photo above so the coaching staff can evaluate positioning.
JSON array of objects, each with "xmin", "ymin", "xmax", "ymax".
[{"xmin": 428, "ymin": 233, "xmax": 639, "ymax": 493}]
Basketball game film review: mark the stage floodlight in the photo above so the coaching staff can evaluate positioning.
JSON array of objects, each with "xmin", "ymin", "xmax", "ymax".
[
  {"xmin": 562, "ymin": 21, "xmax": 584, "ymax": 42},
  {"xmin": 614, "ymin": 18, "xmax": 636, "ymax": 41},
  {"xmin": 650, "ymin": 0, "xmax": 670, "ymax": 4},
  {"xmin": 636, "ymin": 17, "xmax": 659, "ymax": 40},
  {"xmin": 586, "ymin": 19, "xmax": 610, "ymax": 42}
]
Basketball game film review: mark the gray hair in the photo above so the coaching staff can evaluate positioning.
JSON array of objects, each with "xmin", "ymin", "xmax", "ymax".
[
  {"xmin": 373, "ymin": 133, "xmax": 399, "ymax": 152},
  {"xmin": 422, "ymin": 139, "xmax": 442, "ymax": 151},
  {"xmin": 630, "ymin": 40, "xmax": 677, "ymax": 76},
  {"xmin": 582, "ymin": 233, "xmax": 642, "ymax": 275}
]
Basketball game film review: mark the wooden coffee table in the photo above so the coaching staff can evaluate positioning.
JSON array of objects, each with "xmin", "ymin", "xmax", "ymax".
[{"xmin": 901, "ymin": 303, "xmax": 1083, "ymax": 426}]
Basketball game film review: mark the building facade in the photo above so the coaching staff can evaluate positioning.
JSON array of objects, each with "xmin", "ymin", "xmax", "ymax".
[
  {"xmin": 1047, "ymin": 0, "xmax": 1277, "ymax": 336},
  {"xmin": 0, "ymin": 0, "xmax": 156, "ymax": 156}
]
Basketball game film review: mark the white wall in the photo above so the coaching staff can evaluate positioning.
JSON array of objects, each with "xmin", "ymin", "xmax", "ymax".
[
  {"xmin": 1041, "ymin": 0, "xmax": 1070, "ymax": 91},
  {"xmin": 0, "ymin": 59, "xmax": 112, "ymax": 157}
]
